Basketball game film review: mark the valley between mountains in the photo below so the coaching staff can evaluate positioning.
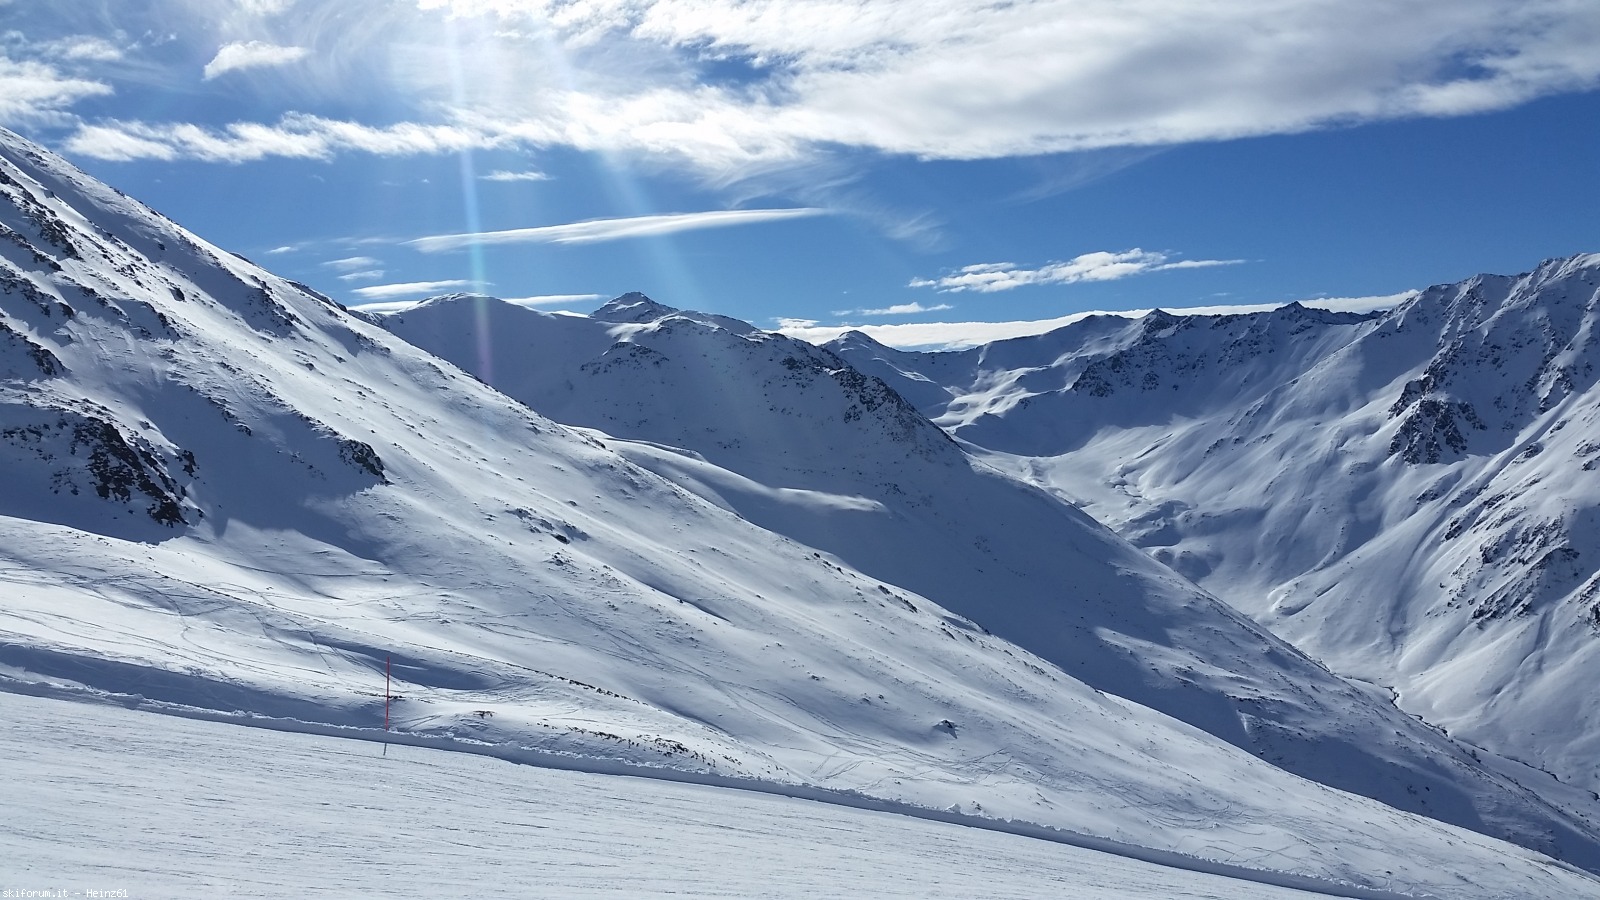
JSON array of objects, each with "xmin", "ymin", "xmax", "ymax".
[
  {"xmin": 4, "ymin": 124, "xmax": 1600, "ymax": 897},
  {"xmin": 826, "ymin": 256, "xmax": 1600, "ymax": 807}
]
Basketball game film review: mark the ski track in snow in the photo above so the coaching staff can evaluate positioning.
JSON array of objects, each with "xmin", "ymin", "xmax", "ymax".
[{"xmin": 0, "ymin": 690, "xmax": 1384, "ymax": 900}]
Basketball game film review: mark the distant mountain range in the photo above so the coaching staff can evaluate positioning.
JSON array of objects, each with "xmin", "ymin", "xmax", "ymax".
[
  {"xmin": 381, "ymin": 279, "xmax": 1600, "ymax": 868},
  {"xmin": 826, "ymin": 254, "xmax": 1600, "ymax": 807},
  {"xmin": 3, "ymin": 124, "xmax": 1599, "ymax": 896}
]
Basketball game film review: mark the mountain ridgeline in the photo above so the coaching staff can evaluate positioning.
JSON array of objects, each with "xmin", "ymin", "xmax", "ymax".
[
  {"xmin": 3, "ymin": 123, "xmax": 1600, "ymax": 896},
  {"xmin": 826, "ymin": 254, "xmax": 1600, "ymax": 806},
  {"xmin": 381, "ymin": 284, "xmax": 1600, "ymax": 870}
]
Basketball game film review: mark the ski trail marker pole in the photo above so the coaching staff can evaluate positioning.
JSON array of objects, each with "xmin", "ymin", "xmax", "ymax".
[{"xmin": 383, "ymin": 653, "xmax": 391, "ymax": 758}]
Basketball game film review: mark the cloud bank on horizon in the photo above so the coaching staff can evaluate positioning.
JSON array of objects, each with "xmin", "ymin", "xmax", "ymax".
[
  {"xmin": 911, "ymin": 251, "xmax": 1246, "ymax": 293},
  {"xmin": 351, "ymin": 292, "xmax": 607, "ymax": 315},
  {"xmin": 779, "ymin": 291, "xmax": 1419, "ymax": 350}
]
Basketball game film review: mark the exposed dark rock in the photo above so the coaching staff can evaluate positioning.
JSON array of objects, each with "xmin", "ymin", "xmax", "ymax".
[
  {"xmin": 1, "ymin": 408, "xmax": 190, "ymax": 526},
  {"xmin": 337, "ymin": 438, "xmax": 385, "ymax": 481}
]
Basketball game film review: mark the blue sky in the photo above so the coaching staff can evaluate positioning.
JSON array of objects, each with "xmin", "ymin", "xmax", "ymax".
[{"xmin": 4, "ymin": 0, "xmax": 1599, "ymax": 347}]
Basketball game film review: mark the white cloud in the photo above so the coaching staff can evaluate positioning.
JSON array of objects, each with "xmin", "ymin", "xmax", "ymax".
[
  {"xmin": 0, "ymin": 56, "xmax": 112, "ymax": 125},
  {"xmin": 346, "ymin": 299, "xmax": 427, "ymax": 315},
  {"xmin": 911, "ymin": 250, "xmax": 1245, "ymax": 293},
  {"xmin": 63, "ymin": 114, "xmax": 495, "ymax": 163},
  {"xmin": 480, "ymin": 169, "xmax": 551, "ymax": 182},
  {"xmin": 837, "ymin": 302, "xmax": 954, "ymax": 316},
  {"xmin": 502, "ymin": 293, "xmax": 606, "ymax": 307},
  {"xmin": 202, "ymin": 41, "xmax": 310, "ymax": 80},
  {"xmin": 407, "ymin": 208, "xmax": 827, "ymax": 251},
  {"xmin": 321, "ymin": 256, "xmax": 382, "ymax": 271},
  {"xmin": 351, "ymin": 279, "xmax": 476, "ymax": 299},
  {"xmin": 42, "ymin": 37, "xmax": 125, "ymax": 63},
  {"xmin": 413, "ymin": 0, "xmax": 1600, "ymax": 165},
  {"xmin": 48, "ymin": 0, "xmax": 1600, "ymax": 175},
  {"xmin": 352, "ymin": 292, "xmax": 606, "ymax": 314},
  {"xmin": 236, "ymin": 0, "xmax": 295, "ymax": 13},
  {"xmin": 337, "ymin": 270, "xmax": 385, "ymax": 281},
  {"xmin": 779, "ymin": 292, "xmax": 1415, "ymax": 350}
]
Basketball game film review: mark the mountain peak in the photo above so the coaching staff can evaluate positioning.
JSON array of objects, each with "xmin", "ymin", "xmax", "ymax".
[
  {"xmin": 1267, "ymin": 300, "xmax": 1382, "ymax": 326},
  {"xmin": 592, "ymin": 292, "xmax": 678, "ymax": 324},
  {"xmin": 590, "ymin": 291, "xmax": 760, "ymax": 335},
  {"xmin": 1528, "ymin": 250, "xmax": 1600, "ymax": 285},
  {"xmin": 828, "ymin": 330, "xmax": 891, "ymax": 353},
  {"xmin": 1138, "ymin": 308, "xmax": 1183, "ymax": 336}
]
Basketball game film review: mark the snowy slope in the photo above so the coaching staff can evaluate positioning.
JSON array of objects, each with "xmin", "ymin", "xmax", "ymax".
[
  {"xmin": 0, "ymin": 690, "xmax": 1390, "ymax": 900},
  {"xmin": 827, "ymin": 258, "xmax": 1600, "ymax": 810},
  {"xmin": 381, "ymin": 289, "xmax": 1600, "ymax": 870},
  {"xmin": 2, "ymin": 127, "xmax": 1599, "ymax": 897}
]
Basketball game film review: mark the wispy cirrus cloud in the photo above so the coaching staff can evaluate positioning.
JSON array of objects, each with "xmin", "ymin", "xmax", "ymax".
[
  {"xmin": 337, "ymin": 270, "xmax": 384, "ymax": 281},
  {"xmin": 834, "ymin": 301, "xmax": 954, "ymax": 316},
  {"xmin": 350, "ymin": 279, "xmax": 476, "ymax": 300},
  {"xmin": 39, "ymin": 37, "xmax": 125, "ymax": 63},
  {"xmin": 911, "ymin": 250, "xmax": 1244, "ymax": 294},
  {"xmin": 260, "ymin": 236, "xmax": 393, "ymax": 256},
  {"xmin": 480, "ymin": 169, "xmax": 550, "ymax": 182},
  {"xmin": 202, "ymin": 41, "xmax": 309, "ymax": 80},
  {"xmin": 407, "ymin": 208, "xmax": 827, "ymax": 252},
  {"xmin": 321, "ymin": 256, "xmax": 382, "ymax": 271},
  {"xmin": 63, "ymin": 114, "xmax": 495, "ymax": 163}
]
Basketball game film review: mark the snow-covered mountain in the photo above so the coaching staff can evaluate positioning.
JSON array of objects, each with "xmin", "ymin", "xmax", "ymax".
[
  {"xmin": 827, "ymin": 257, "xmax": 1600, "ymax": 811},
  {"xmin": 3, "ymin": 126, "xmax": 1600, "ymax": 896},
  {"xmin": 378, "ymin": 287, "xmax": 1600, "ymax": 871}
]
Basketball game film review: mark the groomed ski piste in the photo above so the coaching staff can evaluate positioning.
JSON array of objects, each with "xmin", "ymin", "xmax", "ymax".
[
  {"xmin": 0, "ymin": 690, "xmax": 1499, "ymax": 899},
  {"xmin": 4, "ymin": 131, "xmax": 1600, "ymax": 898}
]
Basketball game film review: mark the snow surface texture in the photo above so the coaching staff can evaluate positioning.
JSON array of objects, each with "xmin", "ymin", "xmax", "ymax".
[
  {"xmin": 1, "ymin": 126, "xmax": 1598, "ymax": 897},
  {"xmin": 382, "ymin": 286, "xmax": 1600, "ymax": 872},
  {"xmin": 1, "ymin": 690, "xmax": 1367, "ymax": 900},
  {"xmin": 825, "ymin": 260, "xmax": 1600, "ymax": 815}
]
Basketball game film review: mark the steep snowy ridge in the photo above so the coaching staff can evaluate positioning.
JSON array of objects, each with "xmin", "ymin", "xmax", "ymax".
[
  {"xmin": 3, "ymin": 126, "xmax": 1600, "ymax": 897},
  {"xmin": 593, "ymin": 289, "xmax": 764, "ymax": 335},
  {"xmin": 384, "ymin": 289, "xmax": 1600, "ymax": 874},
  {"xmin": 828, "ymin": 254, "xmax": 1600, "ymax": 819}
]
